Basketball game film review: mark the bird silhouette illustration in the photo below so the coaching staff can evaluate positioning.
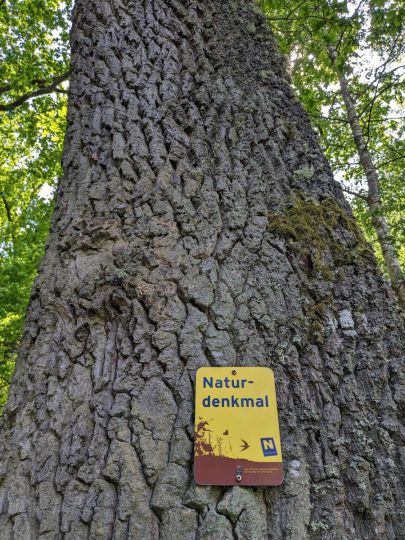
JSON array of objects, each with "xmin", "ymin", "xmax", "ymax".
[{"xmin": 240, "ymin": 439, "xmax": 250, "ymax": 451}]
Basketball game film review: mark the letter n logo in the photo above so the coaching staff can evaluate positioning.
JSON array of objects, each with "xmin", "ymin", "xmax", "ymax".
[{"xmin": 261, "ymin": 437, "xmax": 277, "ymax": 457}]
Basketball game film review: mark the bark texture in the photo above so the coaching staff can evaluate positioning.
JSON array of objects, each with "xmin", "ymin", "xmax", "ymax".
[{"xmin": 0, "ymin": 1, "xmax": 404, "ymax": 539}]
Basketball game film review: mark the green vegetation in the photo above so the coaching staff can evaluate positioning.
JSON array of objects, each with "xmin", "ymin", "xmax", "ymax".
[
  {"xmin": 262, "ymin": 0, "xmax": 404, "ymax": 273},
  {"xmin": 0, "ymin": 0, "xmax": 71, "ymax": 410}
]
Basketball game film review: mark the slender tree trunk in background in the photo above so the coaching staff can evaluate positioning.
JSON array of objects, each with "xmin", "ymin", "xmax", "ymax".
[
  {"xmin": 0, "ymin": 1, "xmax": 403, "ymax": 539},
  {"xmin": 329, "ymin": 49, "xmax": 405, "ymax": 310}
]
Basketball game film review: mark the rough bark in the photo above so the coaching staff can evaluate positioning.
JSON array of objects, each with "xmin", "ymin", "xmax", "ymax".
[
  {"xmin": 329, "ymin": 48, "xmax": 405, "ymax": 310},
  {"xmin": 0, "ymin": 1, "xmax": 404, "ymax": 539}
]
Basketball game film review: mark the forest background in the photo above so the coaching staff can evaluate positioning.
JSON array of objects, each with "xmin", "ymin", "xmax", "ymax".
[{"xmin": 0, "ymin": 0, "xmax": 403, "ymax": 411}]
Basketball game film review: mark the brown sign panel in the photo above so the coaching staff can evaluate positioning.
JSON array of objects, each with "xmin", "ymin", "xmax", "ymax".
[{"xmin": 194, "ymin": 367, "xmax": 284, "ymax": 486}]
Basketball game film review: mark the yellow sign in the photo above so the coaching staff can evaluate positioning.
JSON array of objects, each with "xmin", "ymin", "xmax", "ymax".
[{"xmin": 194, "ymin": 367, "xmax": 283, "ymax": 485}]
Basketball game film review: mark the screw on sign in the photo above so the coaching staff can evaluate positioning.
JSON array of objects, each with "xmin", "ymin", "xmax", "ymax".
[
  {"xmin": 236, "ymin": 465, "xmax": 243, "ymax": 482},
  {"xmin": 194, "ymin": 366, "xmax": 284, "ymax": 486}
]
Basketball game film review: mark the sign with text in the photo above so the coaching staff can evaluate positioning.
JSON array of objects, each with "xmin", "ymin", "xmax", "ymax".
[{"xmin": 194, "ymin": 367, "xmax": 283, "ymax": 486}]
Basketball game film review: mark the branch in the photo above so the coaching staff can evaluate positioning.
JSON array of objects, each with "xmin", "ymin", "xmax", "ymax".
[
  {"xmin": 359, "ymin": 80, "xmax": 401, "ymax": 118},
  {"xmin": 0, "ymin": 191, "xmax": 13, "ymax": 224},
  {"xmin": 367, "ymin": 116, "xmax": 405, "ymax": 123},
  {"xmin": 0, "ymin": 71, "xmax": 70, "ymax": 111},
  {"xmin": 376, "ymin": 155, "xmax": 405, "ymax": 170},
  {"xmin": 0, "ymin": 191, "xmax": 16, "ymax": 246},
  {"xmin": 341, "ymin": 187, "xmax": 369, "ymax": 201},
  {"xmin": 373, "ymin": 34, "xmax": 403, "ymax": 78},
  {"xmin": 0, "ymin": 84, "xmax": 12, "ymax": 95},
  {"xmin": 308, "ymin": 113, "xmax": 349, "ymax": 124},
  {"xmin": 262, "ymin": 0, "xmax": 309, "ymax": 21}
]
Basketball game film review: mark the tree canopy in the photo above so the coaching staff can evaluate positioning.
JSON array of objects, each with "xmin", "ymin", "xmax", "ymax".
[
  {"xmin": 0, "ymin": 0, "xmax": 71, "ymax": 409},
  {"xmin": 0, "ymin": 0, "xmax": 403, "ymax": 410},
  {"xmin": 262, "ymin": 0, "xmax": 404, "ymax": 269}
]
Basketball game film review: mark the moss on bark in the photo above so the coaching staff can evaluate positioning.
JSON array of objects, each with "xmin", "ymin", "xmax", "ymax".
[{"xmin": 268, "ymin": 195, "xmax": 375, "ymax": 279}]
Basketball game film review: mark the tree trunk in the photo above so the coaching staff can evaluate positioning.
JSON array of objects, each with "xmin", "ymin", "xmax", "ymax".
[
  {"xmin": 329, "ymin": 48, "xmax": 405, "ymax": 310},
  {"xmin": 0, "ymin": 1, "xmax": 403, "ymax": 539}
]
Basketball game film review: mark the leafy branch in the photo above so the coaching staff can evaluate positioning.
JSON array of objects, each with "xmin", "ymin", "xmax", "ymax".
[{"xmin": 0, "ymin": 71, "xmax": 70, "ymax": 111}]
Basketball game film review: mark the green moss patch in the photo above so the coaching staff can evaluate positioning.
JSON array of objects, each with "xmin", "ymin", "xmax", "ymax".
[{"xmin": 268, "ymin": 195, "xmax": 374, "ymax": 279}]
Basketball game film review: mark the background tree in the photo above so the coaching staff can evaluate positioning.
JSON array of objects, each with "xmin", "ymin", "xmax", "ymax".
[
  {"xmin": 0, "ymin": 1, "xmax": 403, "ymax": 538},
  {"xmin": 262, "ymin": 0, "xmax": 405, "ymax": 306}
]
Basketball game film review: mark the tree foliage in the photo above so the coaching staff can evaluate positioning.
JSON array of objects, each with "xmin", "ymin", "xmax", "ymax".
[
  {"xmin": 262, "ymin": 0, "xmax": 404, "ymax": 268},
  {"xmin": 0, "ymin": 0, "xmax": 71, "ymax": 410}
]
